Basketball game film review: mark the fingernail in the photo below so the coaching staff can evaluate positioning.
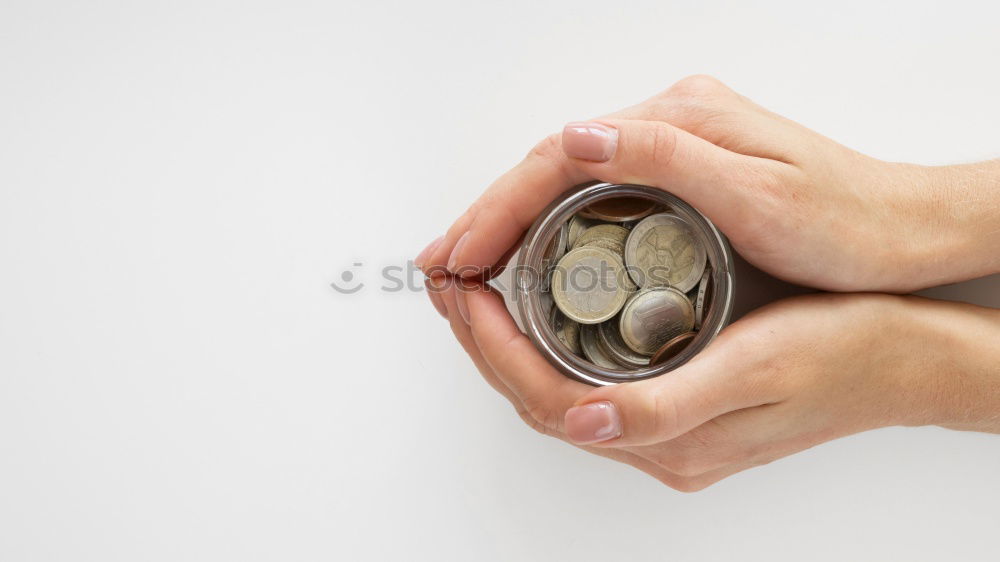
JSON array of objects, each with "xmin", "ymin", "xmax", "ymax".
[
  {"xmin": 415, "ymin": 235, "xmax": 444, "ymax": 269},
  {"xmin": 447, "ymin": 231, "xmax": 469, "ymax": 272},
  {"xmin": 565, "ymin": 401, "xmax": 622, "ymax": 444},
  {"xmin": 455, "ymin": 281, "xmax": 472, "ymax": 324},
  {"xmin": 562, "ymin": 121, "xmax": 618, "ymax": 162},
  {"xmin": 424, "ymin": 277, "xmax": 448, "ymax": 319}
]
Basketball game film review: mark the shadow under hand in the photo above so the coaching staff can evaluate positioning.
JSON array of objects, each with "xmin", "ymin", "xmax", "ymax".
[
  {"xmin": 730, "ymin": 252, "xmax": 815, "ymax": 321},
  {"xmin": 730, "ymin": 252, "xmax": 1000, "ymax": 320}
]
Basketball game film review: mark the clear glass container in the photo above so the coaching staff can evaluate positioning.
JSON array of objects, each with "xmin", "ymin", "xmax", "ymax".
[{"xmin": 489, "ymin": 182, "xmax": 736, "ymax": 386}]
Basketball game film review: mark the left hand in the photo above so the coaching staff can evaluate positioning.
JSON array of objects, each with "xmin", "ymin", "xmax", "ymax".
[
  {"xmin": 425, "ymin": 279, "xmax": 1000, "ymax": 491},
  {"xmin": 413, "ymin": 76, "xmax": 1000, "ymax": 292}
]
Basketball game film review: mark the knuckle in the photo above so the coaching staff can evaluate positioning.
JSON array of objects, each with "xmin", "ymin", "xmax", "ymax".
[
  {"xmin": 649, "ymin": 424, "xmax": 732, "ymax": 476},
  {"xmin": 666, "ymin": 74, "xmax": 729, "ymax": 100},
  {"xmin": 661, "ymin": 475, "xmax": 709, "ymax": 493},
  {"xmin": 650, "ymin": 385, "xmax": 682, "ymax": 437},
  {"xmin": 677, "ymin": 423, "xmax": 744, "ymax": 469},
  {"xmin": 645, "ymin": 125, "xmax": 679, "ymax": 168},
  {"xmin": 682, "ymin": 422, "xmax": 721, "ymax": 451},
  {"xmin": 527, "ymin": 133, "xmax": 562, "ymax": 162},
  {"xmin": 745, "ymin": 164, "xmax": 807, "ymax": 215},
  {"xmin": 656, "ymin": 449, "xmax": 706, "ymax": 477},
  {"xmin": 515, "ymin": 407, "xmax": 552, "ymax": 436},
  {"xmin": 522, "ymin": 398, "xmax": 562, "ymax": 436}
]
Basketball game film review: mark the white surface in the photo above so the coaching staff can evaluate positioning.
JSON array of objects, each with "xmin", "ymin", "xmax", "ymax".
[{"xmin": 1, "ymin": 1, "xmax": 998, "ymax": 561}]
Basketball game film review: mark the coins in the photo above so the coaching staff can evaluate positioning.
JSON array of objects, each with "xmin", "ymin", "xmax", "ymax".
[
  {"xmin": 650, "ymin": 331, "xmax": 697, "ymax": 366},
  {"xmin": 580, "ymin": 323, "xmax": 621, "ymax": 369},
  {"xmin": 541, "ymin": 222, "xmax": 569, "ymax": 291},
  {"xmin": 624, "ymin": 213, "xmax": 707, "ymax": 292},
  {"xmin": 598, "ymin": 317, "xmax": 650, "ymax": 368},
  {"xmin": 579, "ymin": 196, "xmax": 658, "ymax": 222},
  {"xmin": 551, "ymin": 246, "xmax": 630, "ymax": 324},
  {"xmin": 618, "ymin": 287, "xmax": 694, "ymax": 356},
  {"xmin": 566, "ymin": 215, "xmax": 595, "ymax": 251},
  {"xmin": 693, "ymin": 268, "xmax": 712, "ymax": 330},
  {"xmin": 550, "ymin": 307, "xmax": 582, "ymax": 355},
  {"xmin": 574, "ymin": 224, "xmax": 629, "ymax": 256},
  {"xmin": 542, "ymin": 195, "xmax": 714, "ymax": 372}
]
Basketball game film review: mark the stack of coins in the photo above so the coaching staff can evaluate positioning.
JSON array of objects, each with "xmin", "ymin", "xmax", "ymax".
[{"xmin": 544, "ymin": 196, "xmax": 713, "ymax": 369}]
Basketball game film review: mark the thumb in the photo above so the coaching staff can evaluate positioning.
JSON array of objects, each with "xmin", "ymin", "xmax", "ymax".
[
  {"xmin": 563, "ymin": 354, "xmax": 773, "ymax": 447},
  {"xmin": 560, "ymin": 119, "xmax": 781, "ymax": 229}
]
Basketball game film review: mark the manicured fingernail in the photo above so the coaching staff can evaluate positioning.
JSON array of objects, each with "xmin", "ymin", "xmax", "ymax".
[
  {"xmin": 565, "ymin": 401, "xmax": 622, "ymax": 444},
  {"xmin": 415, "ymin": 235, "xmax": 444, "ymax": 269},
  {"xmin": 424, "ymin": 277, "xmax": 448, "ymax": 319},
  {"xmin": 455, "ymin": 281, "xmax": 472, "ymax": 324},
  {"xmin": 447, "ymin": 231, "xmax": 469, "ymax": 272},
  {"xmin": 562, "ymin": 122, "xmax": 618, "ymax": 162}
]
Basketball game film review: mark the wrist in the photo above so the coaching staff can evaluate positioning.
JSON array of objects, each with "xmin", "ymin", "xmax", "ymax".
[
  {"xmin": 891, "ymin": 297, "xmax": 1000, "ymax": 432},
  {"xmin": 902, "ymin": 162, "xmax": 1000, "ymax": 286}
]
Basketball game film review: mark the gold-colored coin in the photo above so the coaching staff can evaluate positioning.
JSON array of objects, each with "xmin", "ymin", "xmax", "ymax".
[
  {"xmin": 574, "ymin": 224, "xmax": 629, "ymax": 257},
  {"xmin": 566, "ymin": 215, "xmax": 595, "ymax": 251},
  {"xmin": 624, "ymin": 213, "xmax": 706, "ymax": 292},
  {"xmin": 551, "ymin": 246, "xmax": 630, "ymax": 324}
]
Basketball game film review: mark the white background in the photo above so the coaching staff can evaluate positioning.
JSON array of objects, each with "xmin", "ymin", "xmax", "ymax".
[{"xmin": 1, "ymin": 1, "xmax": 998, "ymax": 560}]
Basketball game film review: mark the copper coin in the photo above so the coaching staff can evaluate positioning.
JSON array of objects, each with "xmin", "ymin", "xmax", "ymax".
[
  {"xmin": 649, "ymin": 331, "xmax": 697, "ymax": 366},
  {"xmin": 578, "ymin": 197, "xmax": 658, "ymax": 222}
]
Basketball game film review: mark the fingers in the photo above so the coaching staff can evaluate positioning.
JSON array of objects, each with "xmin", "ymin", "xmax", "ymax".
[
  {"xmin": 415, "ymin": 75, "xmax": 811, "ymax": 281},
  {"xmin": 563, "ymin": 350, "xmax": 784, "ymax": 447},
  {"xmin": 460, "ymin": 282, "xmax": 592, "ymax": 434},
  {"xmin": 432, "ymin": 276, "xmax": 797, "ymax": 493},
  {"xmin": 432, "ymin": 276, "xmax": 520, "ymax": 407},
  {"xmin": 560, "ymin": 118, "xmax": 794, "ymax": 234},
  {"xmin": 418, "ymin": 135, "xmax": 592, "ymax": 278}
]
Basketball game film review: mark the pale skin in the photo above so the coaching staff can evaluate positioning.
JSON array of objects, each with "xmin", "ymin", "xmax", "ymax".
[{"xmin": 415, "ymin": 75, "xmax": 1000, "ymax": 491}]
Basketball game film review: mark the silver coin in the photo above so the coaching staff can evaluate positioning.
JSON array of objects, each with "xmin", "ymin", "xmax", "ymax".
[
  {"xmin": 541, "ymin": 222, "xmax": 569, "ymax": 291},
  {"xmin": 579, "ymin": 323, "xmax": 621, "ymax": 369},
  {"xmin": 574, "ymin": 225, "xmax": 630, "ymax": 283},
  {"xmin": 539, "ymin": 289, "xmax": 555, "ymax": 319},
  {"xmin": 551, "ymin": 246, "xmax": 630, "ymax": 324},
  {"xmin": 598, "ymin": 317, "xmax": 650, "ymax": 368},
  {"xmin": 624, "ymin": 213, "xmax": 707, "ymax": 292},
  {"xmin": 574, "ymin": 224, "xmax": 629, "ymax": 256},
  {"xmin": 566, "ymin": 215, "xmax": 595, "ymax": 251},
  {"xmin": 549, "ymin": 306, "xmax": 582, "ymax": 355},
  {"xmin": 552, "ymin": 222, "xmax": 569, "ymax": 261},
  {"xmin": 693, "ymin": 268, "xmax": 711, "ymax": 330},
  {"xmin": 619, "ymin": 287, "xmax": 695, "ymax": 355}
]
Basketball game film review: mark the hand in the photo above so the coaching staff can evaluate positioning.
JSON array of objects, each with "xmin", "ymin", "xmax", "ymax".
[
  {"xmin": 425, "ymin": 280, "xmax": 1000, "ymax": 491},
  {"xmin": 415, "ymin": 75, "xmax": 1000, "ymax": 292}
]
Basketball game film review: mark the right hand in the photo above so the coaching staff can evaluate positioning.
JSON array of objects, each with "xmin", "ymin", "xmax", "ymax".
[
  {"xmin": 427, "ymin": 277, "xmax": 1000, "ymax": 491},
  {"xmin": 415, "ymin": 75, "xmax": 1000, "ymax": 292}
]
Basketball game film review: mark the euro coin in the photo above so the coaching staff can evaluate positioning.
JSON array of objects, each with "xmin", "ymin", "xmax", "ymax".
[
  {"xmin": 579, "ymin": 196, "xmax": 658, "ymax": 222},
  {"xmin": 618, "ymin": 286, "xmax": 695, "ymax": 355},
  {"xmin": 624, "ymin": 213, "xmax": 706, "ymax": 292},
  {"xmin": 551, "ymin": 246, "xmax": 630, "ymax": 324},
  {"xmin": 580, "ymin": 323, "xmax": 621, "ymax": 369},
  {"xmin": 650, "ymin": 331, "xmax": 697, "ymax": 366}
]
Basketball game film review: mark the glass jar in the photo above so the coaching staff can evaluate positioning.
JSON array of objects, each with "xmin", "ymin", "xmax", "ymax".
[{"xmin": 488, "ymin": 182, "xmax": 735, "ymax": 386}]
